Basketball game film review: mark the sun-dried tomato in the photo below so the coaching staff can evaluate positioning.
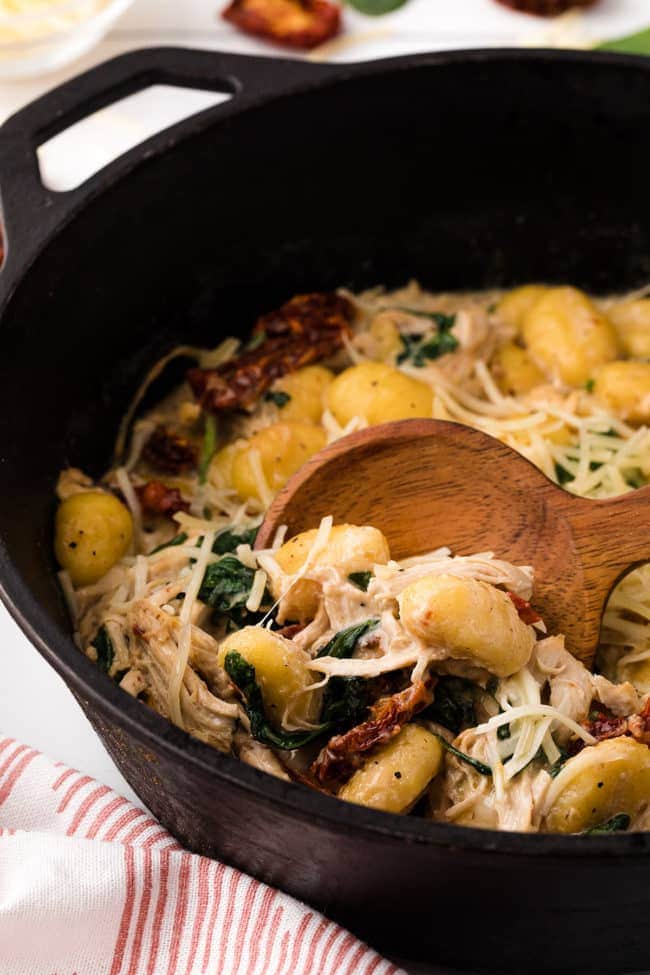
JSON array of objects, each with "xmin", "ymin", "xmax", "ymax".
[
  {"xmin": 507, "ymin": 591, "xmax": 542, "ymax": 625},
  {"xmin": 187, "ymin": 291, "xmax": 354, "ymax": 414},
  {"xmin": 222, "ymin": 0, "xmax": 341, "ymax": 50},
  {"xmin": 136, "ymin": 480, "xmax": 189, "ymax": 517},
  {"xmin": 142, "ymin": 426, "xmax": 198, "ymax": 474},
  {"xmin": 627, "ymin": 698, "xmax": 650, "ymax": 745},
  {"xmin": 493, "ymin": 0, "xmax": 596, "ymax": 14},
  {"xmin": 274, "ymin": 622, "xmax": 307, "ymax": 640},
  {"xmin": 311, "ymin": 678, "xmax": 435, "ymax": 785},
  {"xmin": 582, "ymin": 704, "xmax": 628, "ymax": 744}
]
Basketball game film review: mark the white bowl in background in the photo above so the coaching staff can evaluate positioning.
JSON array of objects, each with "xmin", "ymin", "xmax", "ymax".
[{"xmin": 0, "ymin": 0, "xmax": 134, "ymax": 80}]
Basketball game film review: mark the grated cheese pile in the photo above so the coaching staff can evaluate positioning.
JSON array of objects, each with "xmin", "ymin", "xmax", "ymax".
[{"xmin": 0, "ymin": 0, "xmax": 111, "ymax": 43}]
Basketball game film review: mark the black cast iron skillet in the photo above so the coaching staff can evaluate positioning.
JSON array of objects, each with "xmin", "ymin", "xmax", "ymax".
[{"xmin": 1, "ymin": 47, "xmax": 650, "ymax": 974}]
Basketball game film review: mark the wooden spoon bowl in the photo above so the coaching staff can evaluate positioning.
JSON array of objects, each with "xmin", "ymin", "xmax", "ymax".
[{"xmin": 256, "ymin": 419, "xmax": 650, "ymax": 667}]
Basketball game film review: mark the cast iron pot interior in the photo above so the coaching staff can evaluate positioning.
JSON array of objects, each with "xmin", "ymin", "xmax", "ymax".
[{"xmin": 1, "ymin": 48, "xmax": 650, "ymax": 973}]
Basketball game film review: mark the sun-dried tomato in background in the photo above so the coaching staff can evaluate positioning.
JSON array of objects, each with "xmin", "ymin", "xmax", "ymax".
[
  {"xmin": 143, "ymin": 426, "xmax": 198, "ymax": 475},
  {"xmin": 493, "ymin": 0, "xmax": 597, "ymax": 14},
  {"xmin": 222, "ymin": 0, "xmax": 341, "ymax": 50},
  {"xmin": 136, "ymin": 480, "xmax": 189, "ymax": 517},
  {"xmin": 188, "ymin": 291, "xmax": 354, "ymax": 414}
]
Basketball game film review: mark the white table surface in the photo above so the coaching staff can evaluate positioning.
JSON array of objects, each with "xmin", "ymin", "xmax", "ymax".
[{"xmin": 1, "ymin": 0, "xmax": 649, "ymax": 814}]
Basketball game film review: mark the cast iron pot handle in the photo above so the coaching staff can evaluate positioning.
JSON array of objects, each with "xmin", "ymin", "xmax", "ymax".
[{"xmin": 0, "ymin": 47, "xmax": 339, "ymax": 278}]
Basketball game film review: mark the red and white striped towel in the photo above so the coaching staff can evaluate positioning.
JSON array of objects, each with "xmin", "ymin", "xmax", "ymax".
[{"xmin": 0, "ymin": 736, "xmax": 405, "ymax": 975}]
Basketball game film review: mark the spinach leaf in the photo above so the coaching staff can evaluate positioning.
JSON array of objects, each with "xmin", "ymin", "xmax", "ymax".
[
  {"xmin": 583, "ymin": 813, "xmax": 631, "ymax": 835},
  {"xmin": 424, "ymin": 676, "xmax": 476, "ymax": 735},
  {"xmin": 434, "ymin": 734, "xmax": 492, "ymax": 777},
  {"xmin": 554, "ymin": 463, "xmax": 574, "ymax": 486},
  {"xmin": 321, "ymin": 677, "xmax": 368, "ymax": 728},
  {"xmin": 345, "ymin": 0, "xmax": 409, "ymax": 13},
  {"xmin": 316, "ymin": 619, "xmax": 379, "ymax": 659},
  {"xmin": 398, "ymin": 308, "xmax": 456, "ymax": 331},
  {"xmin": 198, "ymin": 413, "xmax": 218, "ymax": 485},
  {"xmin": 316, "ymin": 619, "xmax": 379, "ymax": 729},
  {"xmin": 225, "ymin": 651, "xmax": 325, "ymax": 750},
  {"xmin": 149, "ymin": 532, "xmax": 188, "ymax": 556},
  {"xmin": 212, "ymin": 524, "xmax": 260, "ymax": 556},
  {"xmin": 91, "ymin": 625, "xmax": 114, "ymax": 675},
  {"xmin": 348, "ymin": 571, "xmax": 373, "ymax": 592},
  {"xmin": 548, "ymin": 749, "xmax": 569, "ymax": 779},
  {"xmin": 264, "ymin": 390, "xmax": 291, "ymax": 408},
  {"xmin": 584, "ymin": 378, "xmax": 595, "ymax": 393},
  {"xmin": 625, "ymin": 469, "xmax": 646, "ymax": 490},
  {"xmin": 198, "ymin": 555, "xmax": 257, "ymax": 612},
  {"xmin": 397, "ymin": 312, "xmax": 459, "ymax": 367},
  {"xmin": 227, "ymin": 622, "xmax": 379, "ymax": 749}
]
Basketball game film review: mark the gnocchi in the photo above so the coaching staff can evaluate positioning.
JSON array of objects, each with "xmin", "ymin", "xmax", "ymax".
[
  {"xmin": 209, "ymin": 441, "xmax": 246, "ymax": 491},
  {"xmin": 607, "ymin": 298, "xmax": 650, "ymax": 359},
  {"xmin": 326, "ymin": 361, "xmax": 433, "ymax": 427},
  {"xmin": 55, "ymin": 491, "xmax": 133, "ymax": 586},
  {"xmin": 368, "ymin": 311, "xmax": 406, "ymax": 363},
  {"xmin": 218, "ymin": 626, "xmax": 321, "ymax": 730},
  {"xmin": 541, "ymin": 737, "xmax": 650, "ymax": 834},
  {"xmin": 594, "ymin": 361, "xmax": 650, "ymax": 425},
  {"xmin": 492, "ymin": 341, "xmax": 546, "ymax": 396},
  {"xmin": 522, "ymin": 286, "xmax": 620, "ymax": 386},
  {"xmin": 338, "ymin": 724, "xmax": 443, "ymax": 814},
  {"xmin": 398, "ymin": 573, "xmax": 535, "ymax": 677},
  {"xmin": 273, "ymin": 523, "xmax": 390, "ymax": 622},
  {"xmin": 268, "ymin": 365, "xmax": 334, "ymax": 424},
  {"xmin": 231, "ymin": 422, "xmax": 327, "ymax": 504},
  {"xmin": 497, "ymin": 284, "xmax": 548, "ymax": 333}
]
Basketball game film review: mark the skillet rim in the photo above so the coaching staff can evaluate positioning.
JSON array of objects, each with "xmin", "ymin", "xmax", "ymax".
[{"xmin": 2, "ymin": 45, "xmax": 650, "ymax": 858}]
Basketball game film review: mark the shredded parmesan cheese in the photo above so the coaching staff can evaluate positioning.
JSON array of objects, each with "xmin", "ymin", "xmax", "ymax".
[
  {"xmin": 246, "ymin": 569, "xmax": 267, "ymax": 613},
  {"xmin": 474, "ymin": 705, "xmax": 596, "ymax": 747},
  {"xmin": 167, "ymin": 530, "xmax": 215, "ymax": 728},
  {"xmin": 114, "ymin": 467, "xmax": 142, "ymax": 552}
]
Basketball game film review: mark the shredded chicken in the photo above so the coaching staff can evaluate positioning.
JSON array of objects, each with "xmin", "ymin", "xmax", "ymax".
[{"xmin": 128, "ymin": 601, "xmax": 236, "ymax": 752}]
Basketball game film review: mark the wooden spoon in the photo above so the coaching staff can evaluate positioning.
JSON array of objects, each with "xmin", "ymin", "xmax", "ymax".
[{"xmin": 256, "ymin": 418, "xmax": 650, "ymax": 668}]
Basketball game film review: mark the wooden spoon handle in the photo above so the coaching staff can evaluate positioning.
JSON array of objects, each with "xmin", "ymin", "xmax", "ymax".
[{"xmin": 558, "ymin": 484, "xmax": 650, "ymax": 591}]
